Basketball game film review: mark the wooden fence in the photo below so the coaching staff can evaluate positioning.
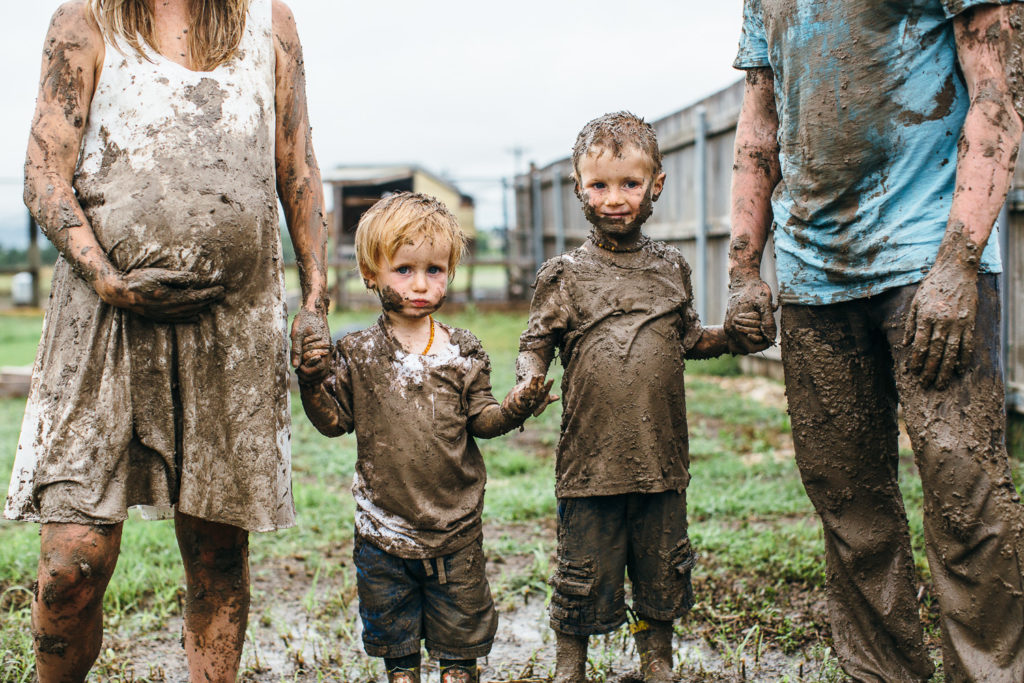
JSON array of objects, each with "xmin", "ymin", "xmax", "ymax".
[{"xmin": 510, "ymin": 78, "xmax": 1024, "ymax": 414}]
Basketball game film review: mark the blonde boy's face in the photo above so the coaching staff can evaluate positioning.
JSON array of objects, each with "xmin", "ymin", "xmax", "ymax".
[
  {"xmin": 576, "ymin": 145, "xmax": 665, "ymax": 237},
  {"xmin": 364, "ymin": 237, "xmax": 451, "ymax": 319}
]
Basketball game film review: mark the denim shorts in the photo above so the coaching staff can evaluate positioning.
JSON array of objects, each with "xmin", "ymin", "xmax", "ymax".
[
  {"xmin": 354, "ymin": 534, "xmax": 498, "ymax": 659},
  {"xmin": 549, "ymin": 490, "xmax": 697, "ymax": 636}
]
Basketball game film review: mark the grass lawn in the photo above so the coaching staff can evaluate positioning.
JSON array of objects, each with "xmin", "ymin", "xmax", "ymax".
[{"xmin": 0, "ymin": 309, "xmax": 1021, "ymax": 681}]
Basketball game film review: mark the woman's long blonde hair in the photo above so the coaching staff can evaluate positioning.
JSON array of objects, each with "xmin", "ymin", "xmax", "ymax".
[{"xmin": 91, "ymin": 0, "xmax": 251, "ymax": 71}]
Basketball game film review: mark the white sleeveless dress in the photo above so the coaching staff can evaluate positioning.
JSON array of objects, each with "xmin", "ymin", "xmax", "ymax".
[{"xmin": 4, "ymin": 0, "xmax": 294, "ymax": 532}]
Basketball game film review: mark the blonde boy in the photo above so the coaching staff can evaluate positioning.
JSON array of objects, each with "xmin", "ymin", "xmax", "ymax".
[
  {"xmin": 516, "ymin": 113, "xmax": 768, "ymax": 682},
  {"xmin": 297, "ymin": 192, "xmax": 553, "ymax": 683}
]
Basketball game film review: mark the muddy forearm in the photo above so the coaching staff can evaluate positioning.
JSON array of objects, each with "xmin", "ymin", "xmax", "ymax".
[
  {"xmin": 299, "ymin": 383, "xmax": 350, "ymax": 437},
  {"xmin": 468, "ymin": 404, "xmax": 523, "ymax": 439},
  {"xmin": 943, "ymin": 6, "xmax": 1024, "ymax": 266},
  {"xmin": 686, "ymin": 326, "xmax": 731, "ymax": 360},
  {"xmin": 24, "ymin": 3, "xmax": 115, "ymax": 288},
  {"xmin": 730, "ymin": 68, "xmax": 781, "ymax": 282},
  {"xmin": 274, "ymin": 1, "xmax": 328, "ymax": 314},
  {"xmin": 515, "ymin": 348, "xmax": 553, "ymax": 384}
]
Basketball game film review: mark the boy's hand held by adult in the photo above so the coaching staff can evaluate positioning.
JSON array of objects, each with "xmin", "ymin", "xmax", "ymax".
[
  {"xmin": 291, "ymin": 308, "xmax": 330, "ymax": 369},
  {"xmin": 903, "ymin": 257, "xmax": 979, "ymax": 390},
  {"xmin": 297, "ymin": 330, "xmax": 332, "ymax": 386},
  {"xmin": 94, "ymin": 267, "xmax": 226, "ymax": 323},
  {"xmin": 724, "ymin": 274, "xmax": 777, "ymax": 352}
]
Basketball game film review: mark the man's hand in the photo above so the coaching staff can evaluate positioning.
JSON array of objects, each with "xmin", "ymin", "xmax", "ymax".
[
  {"xmin": 724, "ymin": 276, "xmax": 777, "ymax": 353},
  {"xmin": 503, "ymin": 375, "xmax": 558, "ymax": 420},
  {"xmin": 903, "ymin": 259, "xmax": 979, "ymax": 389},
  {"xmin": 94, "ymin": 268, "xmax": 225, "ymax": 323},
  {"xmin": 291, "ymin": 308, "xmax": 330, "ymax": 372}
]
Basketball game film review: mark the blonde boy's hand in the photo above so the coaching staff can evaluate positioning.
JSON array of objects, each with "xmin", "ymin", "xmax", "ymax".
[
  {"xmin": 297, "ymin": 329, "xmax": 332, "ymax": 386},
  {"xmin": 503, "ymin": 375, "xmax": 559, "ymax": 420}
]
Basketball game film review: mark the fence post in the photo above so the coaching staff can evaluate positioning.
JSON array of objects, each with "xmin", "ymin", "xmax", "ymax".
[
  {"xmin": 531, "ymin": 163, "xmax": 544, "ymax": 276},
  {"xmin": 552, "ymin": 166, "xmax": 566, "ymax": 256},
  {"xmin": 28, "ymin": 211, "xmax": 41, "ymax": 308},
  {"xmin": 695, "ymin": 105, "xmax": 709, "ymax": 321}
]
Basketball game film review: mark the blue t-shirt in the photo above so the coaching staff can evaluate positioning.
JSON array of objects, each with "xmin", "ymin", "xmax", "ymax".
[{"xmin": 734, "ymin": 0, "xmax": 1011, "ymax": 305}]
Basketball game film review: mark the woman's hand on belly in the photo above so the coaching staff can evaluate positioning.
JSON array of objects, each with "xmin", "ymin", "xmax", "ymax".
[{"xmin": 95, "ymin": 268, "xmax": 226, "ymax": 323}]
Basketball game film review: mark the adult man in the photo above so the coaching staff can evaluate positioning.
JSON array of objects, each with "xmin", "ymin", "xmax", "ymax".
[
  {"xmin": 726, "ymin": 1, "xmax": 1024, "ymax": 680},
  {"xmin": 4, "ymin": 0, "xmax": 328, "ymax": 680}
]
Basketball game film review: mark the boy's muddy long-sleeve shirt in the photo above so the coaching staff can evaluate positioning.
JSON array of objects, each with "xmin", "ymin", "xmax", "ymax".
[
  {"xmin": 314, "ymin": 317, "xmax": 500, "ymax": 559},
  {"xmin": 519, "ymin": 239, "xmax": 703, "ymax": 499}
]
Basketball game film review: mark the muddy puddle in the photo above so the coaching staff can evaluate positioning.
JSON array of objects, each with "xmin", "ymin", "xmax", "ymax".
[{"xmin": 90, "ymin": 522, "xmax": 840, "ymax": 682}]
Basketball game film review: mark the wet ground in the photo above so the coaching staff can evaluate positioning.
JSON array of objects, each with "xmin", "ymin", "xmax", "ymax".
[{"xmin": 89, "ymin": 521, "xmax": 843, "ymax": 682}]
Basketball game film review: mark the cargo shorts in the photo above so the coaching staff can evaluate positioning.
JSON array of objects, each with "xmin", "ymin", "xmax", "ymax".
[
  {"xmin": 549, "ymin": 490, "xmax": 697, "ymax": 636},
  {"xmin": 354, "ymin": 534, "xmax": 498, "ymax": 659}
]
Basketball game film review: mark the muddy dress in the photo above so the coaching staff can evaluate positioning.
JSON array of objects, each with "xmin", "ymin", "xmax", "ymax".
[{"xmin": 4, "ymin": 0, "xmax": 294, "ymax": 532}]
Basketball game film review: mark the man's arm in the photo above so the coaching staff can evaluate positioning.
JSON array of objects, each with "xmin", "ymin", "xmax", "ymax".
[
  {"xmin": 273, "ymin": 0, "xmax": 330, "ymax": 365},
  {"xmin": 725, "ymin": 67, "xmax": 782, "ymax": 351},
  {"xmin": 26, "ymin": 2, "xmax": 225, "ymax": 321},
  {"xmin": 904, "ymin": 5, "xmax": 1023, "ymax": 388}
]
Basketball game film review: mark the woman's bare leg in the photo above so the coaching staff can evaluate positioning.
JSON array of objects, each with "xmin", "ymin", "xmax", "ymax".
[
  {"xmin": 34, "ymin": 522, "xmax": 123, "ymax": 682},
  {"xmin": 175, "ymin": 510, "xmax": 250, "ymax": 683}
]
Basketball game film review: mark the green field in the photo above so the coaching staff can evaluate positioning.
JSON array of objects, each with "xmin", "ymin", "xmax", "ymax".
[{"xmin": 0, "ymin": 309, "xmax": 1021, "ymax": 681}]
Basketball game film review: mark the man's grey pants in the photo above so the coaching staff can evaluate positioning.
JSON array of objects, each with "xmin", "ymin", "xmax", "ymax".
[{"xmin": 780, "ymin": 275, "xmax": 1024, "ymax": 683}]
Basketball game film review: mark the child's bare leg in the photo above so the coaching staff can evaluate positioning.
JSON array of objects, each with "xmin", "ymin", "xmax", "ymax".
[
  {"xmin": 633, "ymin": 617, "xmax": 677, "ymax": 682},
  {"xmin": 175, "ymin": 511, "xmax": 250, "ymax": 683},
  {"xmin": 554, "ymin": 632, "xmax": 588, "ymax": 683},
  {"xmin": 33, "ymin": 522, "xmax": 122, "ymax": 682}
]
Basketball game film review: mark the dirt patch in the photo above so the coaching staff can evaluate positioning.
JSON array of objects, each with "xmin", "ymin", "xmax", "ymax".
[{"xmin": 82, "ymin": 521, "xmax": 852, "ymax": 682}]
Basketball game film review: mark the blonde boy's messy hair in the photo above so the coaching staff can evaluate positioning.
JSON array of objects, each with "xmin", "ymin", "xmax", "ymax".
[
  {"xmin": 571, "ymin": 111, "xmax": 663, "ymax": 179},
  {"xmin": 355, "ymin": 192, "xmax": 466, "ymax": 283}
]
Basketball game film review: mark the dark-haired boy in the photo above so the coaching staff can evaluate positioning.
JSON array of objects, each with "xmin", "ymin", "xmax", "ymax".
[{"xmin": 516, "ymin": 112, "xmax": 770, "ymax": 682}]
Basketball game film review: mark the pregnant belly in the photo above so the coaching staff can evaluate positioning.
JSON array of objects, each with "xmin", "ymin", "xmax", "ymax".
[{"xmin": 92, "ymin": 201, "xmax": 265, "ymax": 290}]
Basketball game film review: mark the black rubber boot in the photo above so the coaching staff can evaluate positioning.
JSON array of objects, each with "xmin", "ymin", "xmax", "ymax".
[
  {"xmin": 386, "ymin": 666, "xmax": 421, "ymax": 683},
  {"xmin": 554, "ymin": 632, "xmax": 588, "ymax": 683},
  {"xmin": 439, "ymin": 660, "xmax": 479, "ymax": 683},
  {"xmin": 633, "ymin": 618, "xmax": 678, "ymax": 682}
]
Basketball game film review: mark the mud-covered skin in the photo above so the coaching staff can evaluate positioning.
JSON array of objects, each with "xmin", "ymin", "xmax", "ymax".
[
  {"xmin": 724, "ymin": 68, "xmax": 781, "ymax": 353},
  {"xmin": 175, "ymin": 511, "xmax": 250, "ymax": 682},
  {"xmin": 781, "ymin": 275, "xmax": 1024, "ymax": 681},
  {"xmin": 272, "ymin": 0, "xmax": 330, "ymax": 357},
  {"xmin": 32, "ymin": 522, "xmax": 122, "ymax": 682}
]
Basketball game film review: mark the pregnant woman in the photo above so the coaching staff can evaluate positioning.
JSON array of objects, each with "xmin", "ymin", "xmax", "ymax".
[{"xmin": 4, "ymin": 0, "xmax": 328, "ymax": 680}]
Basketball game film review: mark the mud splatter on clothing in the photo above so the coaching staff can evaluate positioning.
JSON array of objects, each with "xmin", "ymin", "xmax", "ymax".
[
  {"xmin": 4, "ymin": 0, "xmax": 293, "ymax": 532},
  {"xmin": 519, "ymin": 239, "xmax": 703, "ymax": 499},
  {"xmin": 734, "ymin": 0, "xmax": 1012, "ymax": 304},
  {"xmin": 317, "ymin": 318, "xmax": 499, "ymax": 559}
]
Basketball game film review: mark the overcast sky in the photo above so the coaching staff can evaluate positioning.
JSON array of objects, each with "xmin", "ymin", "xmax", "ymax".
[{"xmin": 0, "ymin": 1, "xmax": 745, "ymax": 245}]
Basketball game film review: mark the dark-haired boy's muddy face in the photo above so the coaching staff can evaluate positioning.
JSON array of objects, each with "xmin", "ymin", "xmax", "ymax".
[{"xmin": 576, "ymin": 147, "xmax": 665, "ymax": 242}]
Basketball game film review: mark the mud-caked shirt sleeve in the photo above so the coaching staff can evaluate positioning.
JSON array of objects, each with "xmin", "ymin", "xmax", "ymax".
[
  {"xmin": 734, "ymin": 0, "xmax": 770, "ymax": 69},
  {"xmin": 519, "ymin": 258, "xmax": 571, "ymax": 357},
  {"xmin": 321, "ymin": 342, "xmax": 356, "ymax": 433},
  {"xmin": 451, "ymin": 330, "xmax": 501, "ymax": 420}
]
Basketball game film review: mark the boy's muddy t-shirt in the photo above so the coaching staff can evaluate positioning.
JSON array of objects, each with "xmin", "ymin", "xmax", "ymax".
[
  {"xmin": 323, "ymin": 318, "xmax": 499, "ymax": 559},
  {"xmin": 734, "ymin": 0, "xmax": 1011, "ymax": 305},
  {"xmin": 520, "ymin": 239, "xmax": 703, "ymax": 499}
]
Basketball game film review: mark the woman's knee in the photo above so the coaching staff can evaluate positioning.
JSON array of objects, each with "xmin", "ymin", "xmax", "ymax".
[{"xmin": 37, "ymin": 524, "xmax": 121, "ymax": 613}]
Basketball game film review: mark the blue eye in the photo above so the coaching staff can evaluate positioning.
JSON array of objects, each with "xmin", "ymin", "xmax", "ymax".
[
  {"xmin": 592, "ymin": 182, "xmax": 606, "ymax": 190},
  {"xmin": 396, "ymin": 265, "xmax": 411, "ymax": 274},
  {"xmin": 428, "ymin": 265, "xmax": 443, "ymax": 275},
  {"xmin": 626, "ymin": 180, "xmax": 641, "ymax": 189}
]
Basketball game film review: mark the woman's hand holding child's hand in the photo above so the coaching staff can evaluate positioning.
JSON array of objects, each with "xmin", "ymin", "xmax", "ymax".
[{"xmin": 297, "ymin": 328, "xmax": 332, "ymax": 386}]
